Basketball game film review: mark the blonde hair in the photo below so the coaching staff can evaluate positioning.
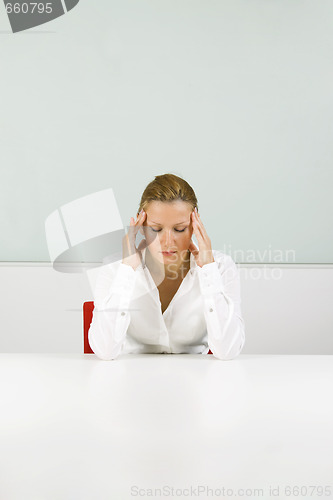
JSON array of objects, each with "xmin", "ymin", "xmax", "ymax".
[{"xmin": 137, "ymin": 173, "xmax": 198, "ymax": 215}]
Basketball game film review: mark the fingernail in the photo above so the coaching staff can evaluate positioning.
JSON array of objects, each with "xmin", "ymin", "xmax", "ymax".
[{"xmin": 194, "ymin": 207, "xmax": 198, "ymax": 213}]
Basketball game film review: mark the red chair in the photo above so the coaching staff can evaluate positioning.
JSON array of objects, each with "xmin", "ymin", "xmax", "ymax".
[
  {"xmin": 83, "ymin": 301, "xmax": 95, "ymax": 353},
  {"xmin": 83, "ymin": 301, "xmax": 213, "ymax": 355}
]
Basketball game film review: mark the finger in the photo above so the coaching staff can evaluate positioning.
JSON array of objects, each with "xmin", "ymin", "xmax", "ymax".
[
  {"xmin": 188, "ymin": 240, "xmax": 199, "ymax": 255},
  {"xmin": 129, "ymin": 212, "xmax": 145, "ymax": 240},
  {"xmin": 192, "ymin": 213, "xmax": 211, "ymax": 248},
  {"xmin": 189, "ymin": 241, "xmax": 199, "ymax": 262},
  {"xmin": 128, "ymin": 217, "xmax": 135, "ymax": 235},
  {"xmin": 135, "ymin": 210, "xmax": 146, "ymax": 226},
  {"xmin": 189, "ymin": 240, "xmax": 198, "ymax": 250},
  {"xmin": 128, "ymin": 216, "xmax": 140, "ymax": 243},
  {"xmin": 139, "ymin": 211, "xmax": 146, "ymax": 224},
  {"xmin": 191, "ymin": 212, "xmax": 205, "ymax": 243},
  {"xmin": 193, "ymin": 211, "xmax": 210, "ymax": 240},
  {"xmin": 124, "ymin": 221, "xmax": 135, "ymax": 254}
]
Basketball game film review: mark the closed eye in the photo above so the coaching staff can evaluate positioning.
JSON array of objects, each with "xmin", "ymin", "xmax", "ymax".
[{"xmin": 150, "ymin": 227, "xmax": 187, "ymax": 233}]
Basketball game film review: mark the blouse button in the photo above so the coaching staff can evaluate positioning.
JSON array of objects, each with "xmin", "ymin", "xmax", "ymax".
[
  {"xmin": 121, "ymin": 312, "xmax": 126, "ymax": 316},
  {"xmin": 209, "ymin": 308, "xmax": 214, "ymax": 312}
]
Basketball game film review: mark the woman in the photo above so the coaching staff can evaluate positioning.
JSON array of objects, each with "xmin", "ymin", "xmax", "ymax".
[{"xmin": 88, "ymin": 173, "xmax": 245, "ymax": 360}]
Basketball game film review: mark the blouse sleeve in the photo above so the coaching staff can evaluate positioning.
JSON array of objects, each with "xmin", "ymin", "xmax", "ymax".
[
  {"xmin": 88, "ymin": 262, "xmax": 137, "ymax": 360},
  {"xmin": 197, "ymin": 252, "xmax": 245, "ymax": 360}
]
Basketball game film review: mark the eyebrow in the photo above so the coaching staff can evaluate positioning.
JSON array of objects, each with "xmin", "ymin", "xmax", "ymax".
[{"xmin": 150, "ymin": 220, "xmax": 188, "ymax": 226}]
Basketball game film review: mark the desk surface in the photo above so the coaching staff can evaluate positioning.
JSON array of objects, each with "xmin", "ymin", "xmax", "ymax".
[{"xmin": 0, "ymin": 354, "xmax": 332, "ymax": 500}]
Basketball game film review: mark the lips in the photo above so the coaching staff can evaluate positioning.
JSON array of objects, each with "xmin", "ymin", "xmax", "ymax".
[{"xmin": 161, "ymin": 251, "xmax": 176, "ymax": 255}]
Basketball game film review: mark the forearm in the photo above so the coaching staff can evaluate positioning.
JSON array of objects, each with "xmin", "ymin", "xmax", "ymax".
[
  {"xmin": 197, "ymin": 257, "xmax": 245, "ymax": 360},
  {"xmin": 88, "ymin": 304, "xmax": 130, "ymax": 360},
  {"xmin": 89, "ymin": 263, "xmax": 136, "ymax": 360},
  {"xmin": 202, "ymin": 292, "xmax": 245, "ymax": 360}
]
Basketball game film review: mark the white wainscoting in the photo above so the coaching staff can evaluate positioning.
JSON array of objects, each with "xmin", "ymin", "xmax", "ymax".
[{"xmin": 0, "ymin": 263, "xmax": 332, "ymax": 354}]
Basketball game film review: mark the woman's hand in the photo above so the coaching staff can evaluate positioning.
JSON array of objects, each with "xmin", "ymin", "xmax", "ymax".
[
  {"xmin": 122, "ymin": 210, "xmax": 147, "ymax": 270},
  {"xmin": 189, "ymin": 208, "xmax": 215, "ymax": 268}
]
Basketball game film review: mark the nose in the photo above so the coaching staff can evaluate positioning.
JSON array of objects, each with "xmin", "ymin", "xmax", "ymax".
[{"xmin": 161, "ymin": 229, "xmax": 175, "ymax": 248}]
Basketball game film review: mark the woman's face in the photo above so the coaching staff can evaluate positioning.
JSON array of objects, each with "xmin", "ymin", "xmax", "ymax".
[{"xmin": 142, "ymin": 200, "xmax": 194, "ymax": 268}]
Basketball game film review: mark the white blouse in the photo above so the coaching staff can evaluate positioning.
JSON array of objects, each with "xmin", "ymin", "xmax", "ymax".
[{"xmin": 88, "ymin": 248, "xmax": 245, "ymax": 360}]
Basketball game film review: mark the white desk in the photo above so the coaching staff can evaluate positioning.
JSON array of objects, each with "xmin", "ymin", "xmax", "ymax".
[{"xmin": 0, "ymin": 354, "xmax": 332, "ymax": 500}]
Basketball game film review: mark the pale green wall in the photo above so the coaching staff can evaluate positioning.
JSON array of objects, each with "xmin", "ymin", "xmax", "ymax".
[{"xmin": 1, "ymin": 0, "xmax": 332, "ymax": 263}]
